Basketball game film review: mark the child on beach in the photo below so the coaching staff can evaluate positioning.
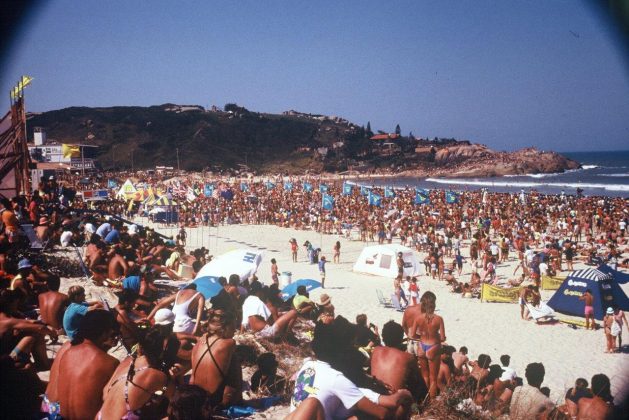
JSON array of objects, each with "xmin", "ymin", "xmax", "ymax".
[{"xmin": 318, "ymin": 256, "xmax": 326, "ymax": 288}]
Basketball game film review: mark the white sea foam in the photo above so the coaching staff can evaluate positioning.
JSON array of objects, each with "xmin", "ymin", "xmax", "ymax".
[
  {"xmin": 597, "ymin": 173, "xmax": 629, "ymax": 178},
  {"xmin": 425, "ymin": 177, "xmax": 629, "ymax": 192},
  {"xmin": 581, "ymin": 165, "xmax": 599, "ymax": 170}
]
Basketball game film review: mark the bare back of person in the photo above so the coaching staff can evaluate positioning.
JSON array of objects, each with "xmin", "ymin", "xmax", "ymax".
[
  {"xmin": 190, "ymin": 335, "xmax": 240, "ymax": 406},
  {"xmin": 371, "ymin": 346, "xmax": 426, "ymax": 401},
  {"xmin": 38, "ymin": 291, "xmax": 68, "ymax": 330},
  {"xmin": 108, "ymin": 254, "xmax": 128, "ymax": 280},
  {"xmin": 577, "ymin": 397, "xmax": 613, "ymax": 420},
  {"xmin": 45, "ymin": 341, "xmax": 119, "ymax": 419},
  {"xmin": 98, "ymin": 356, "xmax": 174, "ymax": 419}
]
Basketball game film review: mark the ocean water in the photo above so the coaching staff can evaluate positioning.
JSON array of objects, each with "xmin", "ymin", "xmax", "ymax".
[{"xmin": 351, "ymin": 150, "xmax": 629, "ymax": 198}]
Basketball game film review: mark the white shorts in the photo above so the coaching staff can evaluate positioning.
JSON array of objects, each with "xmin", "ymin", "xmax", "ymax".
[{"xmin": 256, "ymin": 323, "xmax": 278, "ymax": 338}]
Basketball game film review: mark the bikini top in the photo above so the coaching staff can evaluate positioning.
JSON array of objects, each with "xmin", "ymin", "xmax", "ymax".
[{"xmin": 105, "ymin": 363, "xmax": 169, "ymax": 420}]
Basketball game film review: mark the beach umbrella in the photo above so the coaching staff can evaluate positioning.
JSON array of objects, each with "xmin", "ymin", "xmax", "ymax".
[
  {"xmin": 195, "ymin": 249, "xmax": 263, "ymax": 282},
  {"xmin": 191, "ymin": 276, "xmax": 223, "ymax": 299},
  {"xmin": 280, "ymin": 278, "xmax": 322, "ymax": 301}
]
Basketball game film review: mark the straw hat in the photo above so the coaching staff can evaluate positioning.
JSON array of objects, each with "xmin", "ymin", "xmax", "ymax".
[{"xmin": 319, "ymin": 293, "xmax": 331, "ymax": 307}]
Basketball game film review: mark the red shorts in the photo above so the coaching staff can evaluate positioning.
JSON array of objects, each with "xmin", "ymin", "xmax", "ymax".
[{"xmin": 584, "ymin": 305, "xmax": 594, "ymax": 316}]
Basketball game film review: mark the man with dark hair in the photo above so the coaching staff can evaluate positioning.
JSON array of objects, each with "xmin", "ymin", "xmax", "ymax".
[
  {"xmin": 577, "ymin": 373, "xmax": 614, "ymax": 419},
  {"xmin": 293, "ymin": 285, "xmax": 316, "ymax": 315},
  {"xmin": 241, "ymin": 285, "xmax": 298, "ymax": 340},
  {"xmin": 44, "ymin": 310, "xmax": 119, "ymax": 419},
  {"xmin": 371, "ymin": 320, "xmax": 427, "ymax": 410},
  {"xmin": 453, "ymin": 346, "xmax": 470, "ymax": 376},
  {"xmin": 499, "ymin": 354, "xmax": 517, "ymax": 381},
  {"xmin": 509, "ymin": 362, "xmax": 554, "ymax": 419}
]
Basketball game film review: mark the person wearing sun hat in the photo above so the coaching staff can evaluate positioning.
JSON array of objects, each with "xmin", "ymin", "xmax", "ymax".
[
  {"xmin": 316, "ymin": 293, "xmax": 335, "ymax": 323},
  {"xmin": 36, "ymin": 216, "xmax": 51, "ymax": 242},
  {"xmin": 603, "ymin": 307, "xmax": 617, "ymax": 353}
]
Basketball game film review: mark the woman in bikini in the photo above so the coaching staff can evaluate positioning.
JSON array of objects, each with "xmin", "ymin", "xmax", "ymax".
[
  {"xmin": 190, "ymin": 309, "xmax": 243, "ymax": 409},
  {"xmin": 147, "ymin": 284, "xmax": 205, "ymax": 337},
  {"xmin": 410, "ymin": 291, "xmax": 446, "ymax": 399},
  {"xmin": 97, "ymin": 327, "xmax": 180, "ymax": 419}
]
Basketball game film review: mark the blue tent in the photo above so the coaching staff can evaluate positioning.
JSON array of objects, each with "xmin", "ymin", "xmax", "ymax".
[
  {"xmin": 547, "ymin": 266, "xmax": 629, "ymax": 320},
  {"xmin": 596, "ymin": 264, "xmax": 629, "ymax": 284}
]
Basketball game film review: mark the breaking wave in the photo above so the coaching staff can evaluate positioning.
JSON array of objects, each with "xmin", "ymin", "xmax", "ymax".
[{"xmin": 425, "ymin": 178, "xmax": 629, "ymax": 192}]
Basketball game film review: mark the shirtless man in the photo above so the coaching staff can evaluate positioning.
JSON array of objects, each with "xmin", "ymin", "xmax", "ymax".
[
  {"xmin": 371, "ymin": 320, "xmax": 427, "ymax": 418},
  {"xmin": 401, "ymin": 299, "xmax": 423, "ymax": 361},
  {"xmin": 577, "ymin": 374, "xmax": 614, "ymax": 420},
  {"xmin": 452, "ymin": 346, "xmax": 470, "ymax": 377},
  {"xmin": 270, "ymin": 258, "xmax": 279, "ymax": 286},
  {"xmin": 107, "ymin": 246, "xmax": 129, "ymax": 281},
  {"xmin": 84, "ymin": 236, "xmax": 108, "ymax": 284},
  {"xmin": 37, "ymin": 276, "xmax": 68, "ymax": 333},
  {"xmin": 579, "ymin": 289, "xmax": 595, "ymax": 330},
  {"xmin": 44, "ymin": 310, "xmax": 119, "ymax": 419},
  {"xmin": 519, "ymin": 285, "xmax": 533, "ymax": 320}
]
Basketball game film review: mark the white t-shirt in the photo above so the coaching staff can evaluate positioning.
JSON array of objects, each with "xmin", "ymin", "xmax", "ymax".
[
  {"xmin": 241, "ymin": 295, "xmax": 271, "ymax": 328},
  {"xmin": 290, "ymin": 359, "xmax": 377, "ymax": 419},
  {"xmin": 500, "ymin": 365, "xmax": 517, "ymax": 381}
]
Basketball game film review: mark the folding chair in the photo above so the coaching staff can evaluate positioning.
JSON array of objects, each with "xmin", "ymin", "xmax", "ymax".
[
  {"xmin": 389, "ymin": 294, "xmax": 406, "ymax": 312},
  {"xmin": 376, "ymin": 289, "xmax": 392, "ymax": 307}
]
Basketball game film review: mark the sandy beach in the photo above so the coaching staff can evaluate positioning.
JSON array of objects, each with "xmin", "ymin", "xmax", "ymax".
[{"xmin": 116, "ymin": 220, "xmax": 629, "ymax": 411}]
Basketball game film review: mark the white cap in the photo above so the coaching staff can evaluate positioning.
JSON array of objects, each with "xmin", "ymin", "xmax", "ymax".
[
  {"xmin": 84, "ymin": 223, "xmax": 96, "ymax": 233},
  {"xmin": 154, "ymin": 308, "xmax": 175, "ymax": 325}
]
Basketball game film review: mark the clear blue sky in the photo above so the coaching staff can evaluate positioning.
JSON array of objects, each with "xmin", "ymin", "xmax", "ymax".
[{"xmin": 1, "ymin": 0, "xmax": 628, "ymax": 152}]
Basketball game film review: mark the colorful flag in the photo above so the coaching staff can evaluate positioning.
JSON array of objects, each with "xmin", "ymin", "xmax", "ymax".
[
  {"xmin": 265, "ymin": 181, "xmax": 275, "ymax": 190},
  {"xmin": 415, "ymin": 190, "xmax": 430, "ymax": 205},
  {"xmin": 284, "ymin": 181, "xmax": 293, "ymax": 191},
  {"xmin": 204, "ymin": 184, "xmax": 214, "ymax": 197},
  {"xmin": 62, "ymin": 144, "xmax": 80, "ymax": 158},
  {"xmin": 319, "ymin": 184, "xmax": 328, "ymax": 193},
  {"xmin": 107, "ymin": 179, "xmax": 118, "ymax": 189},
  {"xmin": 186, "ymin": 186, "xmax": 197, "ymax": 202},
  {"xmin": 384, "ymin": 186, "xmax": 395, "ymax": 198},
  {"xmin": 240, "ymin": 182, "xmax": 249, "ymax": 192},
  {"xmin": 322, "ymin": 193, "xmax": 334, "ymax": 211},
  {"xmin": 303, "ymin": 182, "xmax": 313, "ymax": 192},
  {"xmin": 360, "ymin": 185, "xmax": 370, "ymax": 196},
  {"xmin": 368, "ymin": 191, "xmax": 382, "ymax": 207},
  {"xmin": 342, "ymin": 182, "xmax": 352, "ymax": 196},
  {"xmin": 445, "ymin": 191, "xmax": 459, "ymax": 204}
]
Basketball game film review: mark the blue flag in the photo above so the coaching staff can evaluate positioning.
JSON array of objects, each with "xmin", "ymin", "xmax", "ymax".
[
  {"xmin": 240, "ymin": 182, "xmax": 249, "ymax": 192},
  {"xmin": 415, "ymin": 191, "xmax": 430, "ymax": 205},
  {"xmin": 284, "ymin": 181, "xmax": 293, "ymax": 191},
  {"xmin": 319, "ymin": 184, "xmax": 328, "ymax": 193},
  {"xmin": 445, "ymin": 191, "xmax": 459, "ymax": 204},
  {"xmin": 107, "ymin": 179, "xmax": 118, "ymax": 189},
  {"xmin": 384, "ymin": 186, "xmax": 395, "ymax": 198},
  {"xmin": 303, "ymin": 182, "xmax": 313, "ymax": 192},
  {"xmin": 265, "ymin": 181, "xmax": 275, "ymax": 190},
  {"xmin": 368, "ymin": 191, "xmax": 382, "ymax": 207},
  {"xmin": 416, "ymin": 187, "xmax": 429, "ymax": 195},
  {"xmin": 203, "ymin": 183, "xmax": 214, "ymax": 197},
  {"xmin": 322, "ymin": 193, "xmax": 334, "ymax": 210},
  {"xmin": 360, "ymin": 185, "xmax": 370, "ymax": 196},
  {"xmin": 342, "ymin": 182, "xmax": 352, "ymax": 196}
]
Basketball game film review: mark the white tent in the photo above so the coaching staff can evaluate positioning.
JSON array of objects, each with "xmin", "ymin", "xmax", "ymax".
[
  {"xmin": 353, "ymin": 244, "xmax": 421, "ymax": 278},
  {"xmin": 195, "ymin": 249, "xmax": 263, "ymax": 282}
]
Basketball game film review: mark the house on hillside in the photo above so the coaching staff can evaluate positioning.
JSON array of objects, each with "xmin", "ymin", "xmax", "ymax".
[{"xmin": 370, "ymin": 133, "xmax": 401, "ymax": 156}]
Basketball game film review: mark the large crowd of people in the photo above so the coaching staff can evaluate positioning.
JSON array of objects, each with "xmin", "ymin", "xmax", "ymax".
[{"xmin": 0, "ymin": 170, "xmax": 627, "ymax": 419}]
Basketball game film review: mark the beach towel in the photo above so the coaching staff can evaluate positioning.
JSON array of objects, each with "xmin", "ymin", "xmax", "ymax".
[{"xmin": 526, "ymin": 301, "xmax": 554, "ymax": 320}]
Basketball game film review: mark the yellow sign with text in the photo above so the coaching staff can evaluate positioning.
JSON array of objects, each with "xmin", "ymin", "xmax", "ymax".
[
  {"xmin": 481, "ymin": 284, "xmax": 521, "ymax": 303},
  {"xmin": 541, "ymin": 275, "xmax": 566, "ymax": 290}
]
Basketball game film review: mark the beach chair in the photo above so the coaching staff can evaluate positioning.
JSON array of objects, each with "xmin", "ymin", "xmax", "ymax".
[
  {"xmin": 389, "ymin": 294, "xmax": 406, "ymax": 312},
  {"xmin": 376, "ymin": 290, "xmax": 392, "ymax": 307},
  {"xmin": 21, "ymin": 223, "xmax": 50, "ymax": 252}
]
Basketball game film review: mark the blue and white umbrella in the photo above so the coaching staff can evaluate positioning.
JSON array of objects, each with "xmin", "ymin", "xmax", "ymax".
[
  {"xmin": 191, "ymin": 276, "xmax": 223, "ymax": 299},
  {"xmin": 280, "ymin": 279, "xmax": 322, "ymax": 301}
]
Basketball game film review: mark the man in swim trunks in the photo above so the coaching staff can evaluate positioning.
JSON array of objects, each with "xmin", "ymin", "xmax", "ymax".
[{"xmin": 579, "ymin": 289, "xmax": 595, "ymax": 330}]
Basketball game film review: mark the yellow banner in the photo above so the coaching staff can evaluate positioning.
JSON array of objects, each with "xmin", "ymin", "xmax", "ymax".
[
  {"xmin": 62, "ymin": 144, "xmax": 80, "ymax": 158},
  {"xmin": 541, "ymin": 275, "xmax": 566, "ymax": 291},
  {"xmin": 481, "ymin": 283, "xmax": 521, "ymax": 303}
]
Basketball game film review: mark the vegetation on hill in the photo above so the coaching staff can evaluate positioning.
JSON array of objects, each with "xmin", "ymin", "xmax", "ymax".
[{"xmin": 27, "ymin": 104, "xmax": 580, "ymax": 176}]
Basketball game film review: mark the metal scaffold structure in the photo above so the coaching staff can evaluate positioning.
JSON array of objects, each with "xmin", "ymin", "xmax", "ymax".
[{"xmin": 0, "ymin": 75, "xmax": 33, "ymax": 198}]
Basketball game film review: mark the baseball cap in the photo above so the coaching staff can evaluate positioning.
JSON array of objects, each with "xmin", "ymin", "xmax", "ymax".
[{"xmin": 154, "ymin": 308, "xmax": 175, "ymax": 325}]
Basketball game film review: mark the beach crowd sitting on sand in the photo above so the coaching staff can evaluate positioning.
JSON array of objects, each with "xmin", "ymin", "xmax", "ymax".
[{"xmin": 0, "ymin": 171, "xmax": 627, "ymax": 419}]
